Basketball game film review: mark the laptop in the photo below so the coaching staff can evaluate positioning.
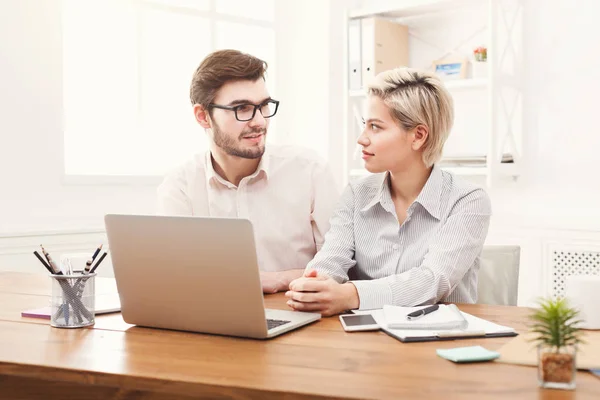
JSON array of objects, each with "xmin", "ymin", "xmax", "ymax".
[{"xmin": 104, "ymin": 214, "xmax": 321, "ymax": 339}]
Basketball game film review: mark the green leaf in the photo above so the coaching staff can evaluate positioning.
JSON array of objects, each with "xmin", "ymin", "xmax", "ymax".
[{"xmin": 528, "ymin": 297, "xmax": 583, "ymax": 348}]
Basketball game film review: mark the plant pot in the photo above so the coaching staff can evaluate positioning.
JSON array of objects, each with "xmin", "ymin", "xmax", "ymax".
[
  {"xmin": 537, "ymin": 344, "xmax": 576, "ymax": 390},
  {"xmin": 470, "ymin": 61, "xmax": 487, "ymax": 79}
]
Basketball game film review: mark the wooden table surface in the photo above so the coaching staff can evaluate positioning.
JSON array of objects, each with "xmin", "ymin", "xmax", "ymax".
[{"xmin": 0, "ymin": 272, "xmax": 598, "ymax": 399}]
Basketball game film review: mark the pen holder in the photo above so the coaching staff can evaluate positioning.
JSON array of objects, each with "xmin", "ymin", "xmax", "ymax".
[{"xmin": 50, "ymin": 273, "xmax": 96, "ymax": 328}]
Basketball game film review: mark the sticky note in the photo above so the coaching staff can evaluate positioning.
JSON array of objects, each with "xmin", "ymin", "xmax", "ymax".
[{"xmin": 436, "ymin": 346, "xmax": 500, "ymax": 363}]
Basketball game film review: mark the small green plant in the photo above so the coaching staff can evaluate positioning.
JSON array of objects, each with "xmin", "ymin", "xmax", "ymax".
[{"xmin": 529, "ymin": 297, "xmax": 584, "ymax": 351}]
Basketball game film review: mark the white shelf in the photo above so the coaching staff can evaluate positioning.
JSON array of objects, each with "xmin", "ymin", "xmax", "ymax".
[
  {"xmin": 440, "ymin": 166, "xmax": 487, "ymax": 176},
  {"xmin": 444, "ymin": 78, "xmax": 488, "ymax": 90},
  {"xmin": 349, "ymin": 89, "xmax": 366, "ymax": 97},
  {"xmin": 344, "ymin": 0, "xmax": 523, "ymax": 189},
  {"xmin": 349, "ymin": 0, "xmax": 479, "ymax": 19},
  {"xmin": 349, "ymin": 78, "xmax": 487, "ymax": 97},
  {"xmin": 496, "ymin": 162, "xmax": 519, "ymax": 177}
]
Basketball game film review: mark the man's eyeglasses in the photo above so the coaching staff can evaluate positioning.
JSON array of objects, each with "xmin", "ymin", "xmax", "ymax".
[{"xmin": 209, "ymin": 99, "xmax": 280, "ymax": 122}]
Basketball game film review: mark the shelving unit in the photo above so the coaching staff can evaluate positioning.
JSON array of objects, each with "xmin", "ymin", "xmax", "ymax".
[{"xmin": 342, "ymin": 0, "xmax": 524, "ymax": 187}]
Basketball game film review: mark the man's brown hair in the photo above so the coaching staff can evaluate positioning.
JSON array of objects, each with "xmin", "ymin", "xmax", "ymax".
[{"xmin": 189, "ymin": 49, "xmax": 268, "ymax": 108}]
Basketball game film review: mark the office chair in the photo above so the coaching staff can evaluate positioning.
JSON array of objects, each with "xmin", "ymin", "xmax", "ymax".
[{"xmin": 477, "ymin": 245, "xmax": 521, "ymax": 306}]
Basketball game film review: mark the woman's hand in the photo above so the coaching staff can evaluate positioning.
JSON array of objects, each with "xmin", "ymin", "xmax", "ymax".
[{"xmin": 286, "ymin": 269, "xmax": 359, "ymax": 316}]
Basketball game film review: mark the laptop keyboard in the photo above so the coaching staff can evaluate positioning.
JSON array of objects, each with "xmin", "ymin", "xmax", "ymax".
[{"xmin": 267, "ymin": 318, "xmax": 291, "ymax": 330}]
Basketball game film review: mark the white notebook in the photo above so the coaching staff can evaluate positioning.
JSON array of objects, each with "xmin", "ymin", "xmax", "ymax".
[
  {"xmin": 383, "ymin": 304, "xmax": 468, "ymax": 330},
  {"xmin": 356, "ymin": 307, "xmax": 517, "ymax": 343}
]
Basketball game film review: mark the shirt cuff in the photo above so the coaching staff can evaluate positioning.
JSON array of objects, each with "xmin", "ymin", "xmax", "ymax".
[{"xmin": 350, "ymin": 279, "xmax": 393, "ymax": 310}]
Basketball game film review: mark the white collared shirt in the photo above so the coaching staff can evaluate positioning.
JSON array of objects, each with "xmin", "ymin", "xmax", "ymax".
[
  {"xmin": 156, "ymin": 145, "xmax": 340, "ymax": 272},
  {"xmin": 307, "ymin": 165, "xmax": 492, "ymax": 309}
]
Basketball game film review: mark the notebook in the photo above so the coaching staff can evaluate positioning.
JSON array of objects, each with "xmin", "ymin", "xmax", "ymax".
[
  {"xmin": 359, "ymin": 307, "xmax": 517, "ymax": 343},
  {"xmin": 21, "ymin": 293, "xmax": 121, "ymax": 319},
  {"xmin": 383, "ymin": 304, "xmax": 468, "ymax": 330}
]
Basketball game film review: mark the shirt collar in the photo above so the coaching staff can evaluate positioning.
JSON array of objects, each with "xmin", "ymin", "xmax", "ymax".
[
  {"xmin": 413, "ymin": 164, "xmax": 443, "ymax": 220},
  {"xmin": 360, "ymin": 165, "xmax": 443, "ymax": 220},
  {"xmin": 360, "ymin": 173, "xmax": 394, "ymax": 213},
  {"xmin": 204, "ymin": 149, "xmax": 270, "ymax": 187}
]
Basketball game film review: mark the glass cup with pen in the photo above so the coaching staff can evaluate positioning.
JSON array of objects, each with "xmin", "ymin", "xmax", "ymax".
[{"xmin": 33, "ymin": 245, "xmax": 107, "ymax": 328}]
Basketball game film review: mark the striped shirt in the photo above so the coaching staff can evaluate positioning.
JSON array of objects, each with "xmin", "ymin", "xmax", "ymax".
[{"xmin": 307, "ymin": 165, "xmax": 492, "ymax": 310}]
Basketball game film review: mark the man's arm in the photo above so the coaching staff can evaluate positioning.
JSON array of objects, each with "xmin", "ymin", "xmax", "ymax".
[
  {"xmin": 310, "ymin": 161, "xmax": 341, "ymax": 251},
  {"xmin": 351, "ymin": 189, "xmax": 492, "ymax": 310},
  {"xmin": 260, "ymin": 269, "xmax": 305, "ymax": 293},
  {"xmin": 156, "ymin": 170, "xmax": 193, "ymax": 215}
]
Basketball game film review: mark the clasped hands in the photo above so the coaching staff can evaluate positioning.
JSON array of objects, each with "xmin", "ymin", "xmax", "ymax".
[{"xmin": 285, "ymin": 269, "xmax": 359, "ymax": 317}]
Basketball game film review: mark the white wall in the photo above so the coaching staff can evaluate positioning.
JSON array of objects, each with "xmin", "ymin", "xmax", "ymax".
[{"xmin": 488, "ymin": 0, "xmax": 600, "ymax": 225}]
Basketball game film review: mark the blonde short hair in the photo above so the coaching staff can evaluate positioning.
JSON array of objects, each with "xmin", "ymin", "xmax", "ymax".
[{"xmin": 367, "ymin": 68, "xmax": 454, "ymax": 167}]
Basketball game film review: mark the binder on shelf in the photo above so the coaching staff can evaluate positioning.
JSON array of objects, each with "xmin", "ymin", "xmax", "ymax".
[
  {"xmin": 360, "ymin": 17, "xmax": 409, "ymax": 87},
  {"xmin": 348, "ymin": 19, "xmax": 362, "ymax": 90}
]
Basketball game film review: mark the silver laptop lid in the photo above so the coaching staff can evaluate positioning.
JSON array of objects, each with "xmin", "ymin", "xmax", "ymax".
[{"xmin": 105, "ymin": 214, "xmax": 269, "ymax": 338}]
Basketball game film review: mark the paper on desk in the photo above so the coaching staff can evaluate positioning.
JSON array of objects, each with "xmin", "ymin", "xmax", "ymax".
[{"xmin": 383, "ymin": 304, "xmax": 467, "ymax": 330}]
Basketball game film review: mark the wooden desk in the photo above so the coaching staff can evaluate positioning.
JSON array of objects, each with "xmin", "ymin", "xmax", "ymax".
[{"xmin": 0, "ymin": 272, "xmax": 597, "ymax": 399}]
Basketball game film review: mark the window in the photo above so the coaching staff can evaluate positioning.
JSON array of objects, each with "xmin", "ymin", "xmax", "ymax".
[{"xmin": 62, "ymin": 0, "xmax": 275, "ymax": 177}]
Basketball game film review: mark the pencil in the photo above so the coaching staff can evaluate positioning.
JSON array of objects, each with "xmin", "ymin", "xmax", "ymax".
[
  {"xmin": 85, "ymin": 244, "xmax": 103, "ymax": 274},
  {"xmin": 91, "ymin": 244, "xmax": 103, "ymax": 261},
  {"xmin": 33, "ymin": 251, "xmax": 54, "ymax": 274},
  {"xmin": 89, "ymin": 252, "xmax": 107, "ymax": 274},
  {"xmin": 40, "ymin": 245, "xmax": 61, "ymax": 274}
]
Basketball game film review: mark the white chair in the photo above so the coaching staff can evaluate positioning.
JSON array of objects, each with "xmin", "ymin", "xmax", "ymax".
[{"xmin": 477, "ymin": 245, "xmax": 521, "ymax": 306}]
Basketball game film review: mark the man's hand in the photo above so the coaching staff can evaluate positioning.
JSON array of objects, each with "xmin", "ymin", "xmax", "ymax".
[
  {"xmin": 260, "ymin": 269, "xmax": 304, "ymax": 294},
  {"xmin": 285, "ymin": 269, "xmax": 359, "ymax": 316}
]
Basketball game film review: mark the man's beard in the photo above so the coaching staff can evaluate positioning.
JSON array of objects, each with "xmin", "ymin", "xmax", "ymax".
[{"xmin": 212, "ymin": 121, "xmax": 266, "ymax": 159}]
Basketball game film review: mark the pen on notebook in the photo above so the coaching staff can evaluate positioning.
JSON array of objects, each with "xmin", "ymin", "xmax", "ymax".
[
  {"xmin": 33, "ymin": 251, "xmax": 54, "ymax": 274},
  {"xmin": 40, "ymin": 245, "xmax": 61, "ymax": 275},
  {"xmin": 406, "ymin": 304, "xmax": 439, "ymax": 321},
  {"xmin": 89, "ymin": 252, "xmax": 107, "ymax": 274},
  {"xmin": 85, "ymin": 244, "xmax": 103, "ymax": 274}
]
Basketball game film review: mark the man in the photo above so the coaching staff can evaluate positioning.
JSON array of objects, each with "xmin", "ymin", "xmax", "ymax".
[{"xmin": 157, "ymin": 49, "xmax": 339, "ymax": 293}]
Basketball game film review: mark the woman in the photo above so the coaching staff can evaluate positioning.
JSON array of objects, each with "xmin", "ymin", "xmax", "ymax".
[{"xmin": 286, "ymin": 68, "xmax": 492, "ymax": 316}]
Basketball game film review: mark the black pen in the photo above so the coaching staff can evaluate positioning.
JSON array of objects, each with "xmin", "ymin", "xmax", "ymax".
[
  {"xmin": 89, "ymin": 252, "xmax": 107, "ymax": 274},
  {"xmin": 406, "ymin": 305, "xmax": 439, "ymax": 321},
  {"xmin": 33, "ymin": 251, "xmax": 54, "ymax": 274}
]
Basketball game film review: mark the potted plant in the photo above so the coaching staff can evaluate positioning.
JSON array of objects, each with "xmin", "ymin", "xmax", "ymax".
[
  {"xmin": 471, "ymin": 46, "xmax": 487, "ymax": 78},
  {"xmin": 529, "ymin": 297, "xmax": 584, "ymax": 390},
  {"xmin": 474, "ymin": 46, "xmax": 487, "ymax": 62}
]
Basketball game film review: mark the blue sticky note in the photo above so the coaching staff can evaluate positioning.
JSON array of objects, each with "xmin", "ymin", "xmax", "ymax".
[{"xmin": 436, "ymin": 346, "xmax": 500, "ymax": 363}]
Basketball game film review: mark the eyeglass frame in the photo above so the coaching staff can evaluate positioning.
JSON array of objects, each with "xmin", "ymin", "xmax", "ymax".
[{"xmin": 208, "ymin": 99, "xmax": 280, "ymax": 122}]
